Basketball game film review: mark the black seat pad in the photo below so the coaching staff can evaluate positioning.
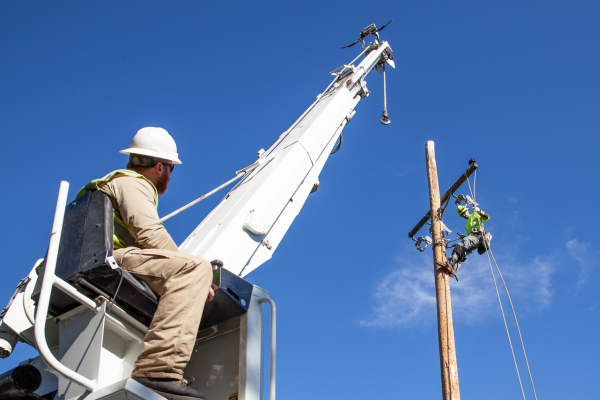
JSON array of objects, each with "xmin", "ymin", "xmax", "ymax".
[{"xmin": 120, "ymin": 270, "xmax": 158, "ymax": 302}]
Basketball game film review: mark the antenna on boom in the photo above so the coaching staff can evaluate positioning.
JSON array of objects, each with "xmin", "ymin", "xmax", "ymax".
[{"xmin": 341, "ymin": 20, "xmax": 393, "ymax": 49}]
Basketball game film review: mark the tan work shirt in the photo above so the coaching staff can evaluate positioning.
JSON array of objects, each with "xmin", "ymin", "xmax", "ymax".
[{"xmin": 99, "ymin": 174, "xmax": 179, "ymax": 252}]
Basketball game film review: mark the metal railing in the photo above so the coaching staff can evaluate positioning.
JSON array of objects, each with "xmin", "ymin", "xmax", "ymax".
[
  {"xmin": 258, "ymin": 297, "xmax": 276, "ymax": 400},
  {"xmin": 34, "ymin": 181, "xmax": 99, "ymax": 391},
  {"xmin": 35, "ymin": 181, "xmax": 278, "ymax": 397}
]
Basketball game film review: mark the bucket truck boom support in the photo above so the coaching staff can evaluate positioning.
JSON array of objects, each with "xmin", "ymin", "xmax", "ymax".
[
  {"xmin": 180, "ymin": 39, "xmax": 394, "ymax": 277},
  {"xmin": 0, "ymin": 31, "xmax": 395, "ymax": 400}
]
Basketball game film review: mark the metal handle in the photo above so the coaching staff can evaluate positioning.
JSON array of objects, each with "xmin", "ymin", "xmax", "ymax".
[
  {"xmin": 34, "ymin": 181, "xmax": 98, "ymax": 391},
  {"xmin": 258, "ymin": 297, "xmax": 276, "ymax": 400}
]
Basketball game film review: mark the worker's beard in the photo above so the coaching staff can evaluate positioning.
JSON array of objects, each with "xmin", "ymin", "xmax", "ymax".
[{"xmin": 155, "ymin": 169, "xmax": 171, "ymax": 195}]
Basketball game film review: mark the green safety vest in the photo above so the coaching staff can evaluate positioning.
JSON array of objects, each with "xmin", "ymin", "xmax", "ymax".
[
  {"xmin": 77, "ymin": 170, "xmax": 158, "ymax": 250},
  {"xmin": 464, "ymin": 209, "xmax": 489, "ymax": 236}
]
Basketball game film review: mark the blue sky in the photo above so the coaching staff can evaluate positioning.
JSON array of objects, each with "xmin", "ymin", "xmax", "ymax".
[{"xmin": 1, "ymin": 1, "xmax": 599, "ymax": 399}]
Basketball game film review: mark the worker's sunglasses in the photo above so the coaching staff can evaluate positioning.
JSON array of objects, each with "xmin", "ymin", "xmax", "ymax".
[{"xmin": 160, "ymin": 162, "xmax": 175, "ymax": 173}]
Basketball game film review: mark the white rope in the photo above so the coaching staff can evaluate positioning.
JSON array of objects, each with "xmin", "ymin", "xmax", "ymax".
[
  {"xmin": 484, "ymin": 244, "xmax": 527, "ymax": 400},
  {"xmin": 468, "ymin": 178, "xmax": 525, "ymax": 397},
  {"xmin": 160, "ymin": 174, "xmax": 243, "ymax": 222},
  {"xmin": 467, "ymin": 175, "xmax": 538, "ymax": 400},
  {"xmin": 467, "ymin": 175, "xmax": 474, "ymax": 202},
  {"xmin": 473, "ymin": 170, "xmax": 477, "ymax": 204},
  {"xmin": 487, "ymin": 245, "xmax": 539, "ymax": 400}
]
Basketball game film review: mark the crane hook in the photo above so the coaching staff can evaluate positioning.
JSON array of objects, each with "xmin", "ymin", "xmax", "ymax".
[{"xmin": 381, "ymin": 110, "xmax": 390, "ymax": 125}]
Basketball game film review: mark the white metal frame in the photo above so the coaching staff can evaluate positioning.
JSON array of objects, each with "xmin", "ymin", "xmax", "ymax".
[
  {"xmin": 33, "ymin": 181, "xmax": 147, "ymax": 393},
  {"xmin": 34, "ymin": 181, "xmax": 279, "ymax": 399},
  {"xmin": 34, "ymin": 181, "xmax": 100, "ymax": 391},
  {"xmin": 258, "ymin": 297, "xmax": 276, "ymax": 400}
]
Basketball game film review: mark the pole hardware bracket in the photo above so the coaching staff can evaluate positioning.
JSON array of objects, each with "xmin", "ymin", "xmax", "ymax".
[
  {"xmin": 455, "ymin": 194, "xmax": 478, "ymax": 207},
  {"xmin": 413, "ymin": 235, "xmax": 433, "ymax": 252},
  {"xmin": 436, "ymin": 208, "xmax": 444, "ymax": 221},
  {"xmin": 429, "ymin": 221, "xmax": 452, "ymax": 236},
  {"xmin": 441, "ymin": 222, "xmax": 452, "ymax": 236},
  {"xmin": 357, "ymin": 79, "xmax": 370, "ymax": 98},
  {"xmin": 408, "ymin": 159, "xmax": 478, "ymax": 241}
]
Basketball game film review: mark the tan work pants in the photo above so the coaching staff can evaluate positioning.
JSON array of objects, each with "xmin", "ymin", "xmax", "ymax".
[{"xmin": 113, "ymin": 247, "xmax": 213, "ymax": 379}]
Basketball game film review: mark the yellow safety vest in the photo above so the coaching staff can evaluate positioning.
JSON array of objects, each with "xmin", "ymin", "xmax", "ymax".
[
  {"xmin": 465, "ymin": 211, "xmax": 489, "ymax": 236},
  {"xmin": 77, "ymin": 170, "xmax": 158, "ymax": 249}
]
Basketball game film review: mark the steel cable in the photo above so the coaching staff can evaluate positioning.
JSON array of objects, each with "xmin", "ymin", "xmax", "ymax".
[{"xmin": 383, "ymin": 67, "xmax": 388, "ymax": 113}]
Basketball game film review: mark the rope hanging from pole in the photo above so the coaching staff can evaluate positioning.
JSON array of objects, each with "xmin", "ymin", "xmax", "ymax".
[
  {"xmin": 487, "ymin": 245, "xmax": 539, "ymax": 400},
  {"xmin": 485, "ymin": 245, "xmax": 527, "ymax": 400},
  {"xmin": 466, "ymin": 176, "xmax": 538, "ymax": 400}
]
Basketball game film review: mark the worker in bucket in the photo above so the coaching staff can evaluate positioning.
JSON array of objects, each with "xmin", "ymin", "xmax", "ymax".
[
  {"xmin": 442, "ymin": 204, "xmax": 492, "ymax": 277},
  {"xmin": 78, "ymin": 127, "xmax": 214, "ymax": 400}
]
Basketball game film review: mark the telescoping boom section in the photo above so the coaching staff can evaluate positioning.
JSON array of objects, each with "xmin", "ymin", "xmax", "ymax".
[{"xmin": 180, "ymin": 40, "xmax": 394, "ymax": 277}]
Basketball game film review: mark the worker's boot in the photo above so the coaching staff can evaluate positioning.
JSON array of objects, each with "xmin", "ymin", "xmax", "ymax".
[
  {"xmin": 132, "ymin": 376, "xmax": 207, "ymax": 400},
  {"xmin": 436, "ymin": 261, "xmax": 457, "ymax": 277}
]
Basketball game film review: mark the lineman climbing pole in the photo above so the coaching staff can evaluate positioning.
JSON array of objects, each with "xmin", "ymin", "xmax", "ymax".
[
  {"xmin": 409, "ymin": 141, "xmax": 478, "ymax": 400},
  {"xmin": 426, "ymin": 141, "xmax": 460, "ymax": 400},
  {"xmin": 411, "ymin": 147, "xmax": 536, "ymax": 399}
]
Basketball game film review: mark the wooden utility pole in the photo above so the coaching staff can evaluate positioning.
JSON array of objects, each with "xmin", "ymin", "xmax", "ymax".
[{"xmin": 425, "ymin": 141, "xmax": 461, "ymax": 400}]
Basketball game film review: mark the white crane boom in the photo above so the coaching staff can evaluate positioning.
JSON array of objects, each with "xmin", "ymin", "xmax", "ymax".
[
  {"xmin": 180, "ymin": 40, "xmax": 394, "ymax": 277},
  {"xmin": 0, "ymin": 32, "xmax": 396, "ymax": 400}
]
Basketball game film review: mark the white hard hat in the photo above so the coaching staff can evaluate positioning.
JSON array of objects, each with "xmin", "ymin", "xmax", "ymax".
[{"xmin": 120, "ymin": 127, "xmax": 182, "ymax": 164}]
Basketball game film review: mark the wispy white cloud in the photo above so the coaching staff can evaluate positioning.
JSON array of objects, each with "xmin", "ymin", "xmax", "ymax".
[
  {"xmin": 566, "ymin": 238, "xmax": 598, "ymax": 289},
  {"xmin": 508, "ymin": 210, "xmax": 522, "ymax": 227},
  {"xmin": 359, "ymin": 259, "xmax": 436, "ymax": 328},
  {"xmin": 393, "ymin": 167, "xmax": 414, "ymax": 178},
  {"xmin": 491, "ymin": 250, "xmax": 556, "ymax": 310},
  {"xmin": 360, "ymin": 244, "xmax": 557, "ymax": 329}
]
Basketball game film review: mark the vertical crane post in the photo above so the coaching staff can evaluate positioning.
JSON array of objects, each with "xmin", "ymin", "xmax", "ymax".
[{"xmin": 425, "ymin": 141, "xmax": 461, "ymax": 400}]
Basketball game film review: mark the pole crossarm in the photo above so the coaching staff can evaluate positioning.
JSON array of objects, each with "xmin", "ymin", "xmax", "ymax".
[{"xmin": 408, "ymin": 161, "xmax": 478, "ymax": 239}]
